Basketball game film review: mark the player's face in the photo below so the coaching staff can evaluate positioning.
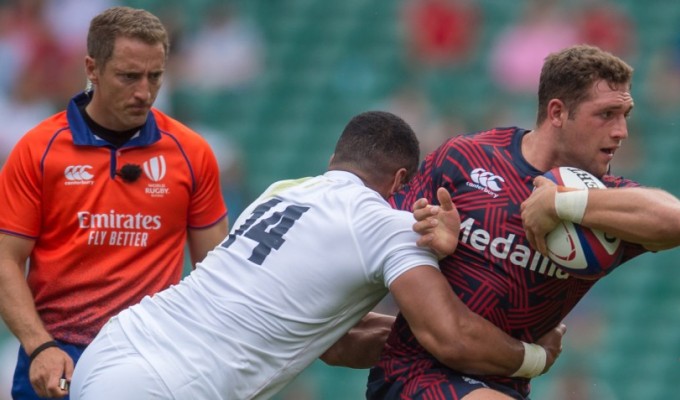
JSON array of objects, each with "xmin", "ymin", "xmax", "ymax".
[
  {"xmin": 86, "ymin": 36, "xmax": 165, "ymax": 131},
  {"xmin": 559, "ymin": 80, "xmax": 633, "ymax": 177}
]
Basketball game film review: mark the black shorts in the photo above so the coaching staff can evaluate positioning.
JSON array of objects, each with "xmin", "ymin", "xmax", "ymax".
[{"xmin": 366, "ymin": 365, "xmax": 526, "ymax": 400}]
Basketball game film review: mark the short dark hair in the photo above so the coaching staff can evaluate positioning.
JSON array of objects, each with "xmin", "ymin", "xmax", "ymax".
[
  {"xmin": 537, "ymin": 44, "xmax": 633, "ymax": 124},
  {"xmin": 87, "ymin": 6, "xmax": 170, "ymax": 68},
  {"xmin": 331, "ymin": 111, "xmax": 420, "ymax": 182}
]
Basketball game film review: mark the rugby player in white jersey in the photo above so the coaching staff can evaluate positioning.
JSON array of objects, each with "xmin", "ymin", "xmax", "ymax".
[{"xmin": 71, "ymin": 111, "xmax": 565, "ymax": 400}]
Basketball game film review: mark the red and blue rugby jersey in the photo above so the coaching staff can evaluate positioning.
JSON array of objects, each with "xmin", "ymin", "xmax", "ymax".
[{"xmin": 374, "ymin": 127, "xmax": 644, "ymax": 397}]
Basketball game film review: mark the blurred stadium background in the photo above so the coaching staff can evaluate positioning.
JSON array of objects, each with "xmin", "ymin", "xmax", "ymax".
[{"xmin": 1, "ymin": 0, "xmax": 679, "ymax": 399}]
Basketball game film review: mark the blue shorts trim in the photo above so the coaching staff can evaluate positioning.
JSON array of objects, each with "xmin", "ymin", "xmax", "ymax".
[{"xmin": 12, "ymin": 341, "xmax": 86, "ymax": 400}]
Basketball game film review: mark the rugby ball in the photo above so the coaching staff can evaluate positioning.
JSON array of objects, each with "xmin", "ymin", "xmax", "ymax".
[{"xmin": 543, "ymin": 167, "xmax": 623, "ymax": 279}]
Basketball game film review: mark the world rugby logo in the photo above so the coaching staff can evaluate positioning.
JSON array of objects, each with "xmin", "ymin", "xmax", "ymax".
[{"xmin": 143, "ymin": 156, "xmax": 166, "ymax": 182}]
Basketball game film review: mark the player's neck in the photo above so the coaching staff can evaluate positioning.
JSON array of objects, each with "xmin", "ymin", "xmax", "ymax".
[{"xmin": 521, "ymin": 128, "xmax": 558, "ymax": 173}]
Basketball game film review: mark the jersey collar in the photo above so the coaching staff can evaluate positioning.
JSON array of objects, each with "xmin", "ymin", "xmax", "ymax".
[
  {"xmin": 66, "ymin": 91, "xmax": 161, "ymax": 148},
  {"xmin": 323, "ymin": 170, "xmax": 365, "ymax": 187}
]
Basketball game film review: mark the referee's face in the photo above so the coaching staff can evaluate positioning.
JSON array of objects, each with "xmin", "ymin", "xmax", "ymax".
[{"xmin": 85, "ymin": 36, "xmax": 166, "ymax": 131}]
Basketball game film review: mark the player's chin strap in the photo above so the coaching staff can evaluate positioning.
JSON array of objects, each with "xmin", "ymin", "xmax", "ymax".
[
  {"xmin": 511, "ymin": 342, "xmax": 547, "ymax": 378},
  {"xmin": 554, "ymin": 188, "xmax": 588, "ymax": 224}
]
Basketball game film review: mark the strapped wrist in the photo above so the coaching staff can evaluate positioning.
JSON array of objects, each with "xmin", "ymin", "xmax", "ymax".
[
  {"xmin": 28, "ymin": 340, "xmax": 59, "ymax": 365},
  {"xmin": 554, "ymin": 188, "xmax": 588, "ymax": 223},
  {"xmin": 511, "ymin": 342, "xmax": 547, "ymax": 378}
]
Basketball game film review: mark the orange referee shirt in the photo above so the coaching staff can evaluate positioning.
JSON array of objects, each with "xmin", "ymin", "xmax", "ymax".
[{"xmin": 0, "ymin": 92, "xmax": 227, "ymax": 345}]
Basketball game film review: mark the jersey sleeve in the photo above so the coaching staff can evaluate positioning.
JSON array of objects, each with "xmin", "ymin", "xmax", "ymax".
[
  {"xmin": 0, "ymin": 135, "xmax": 43, "ymax": 238},
  {"xmin": 352, "ymin": 194, "xmax": 439, "ymax": 288}
]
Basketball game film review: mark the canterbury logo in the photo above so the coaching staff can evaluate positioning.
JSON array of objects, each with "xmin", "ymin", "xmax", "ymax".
[
  {"xmin": 143, "ymin": 156, "xmax": 166, "ymax": 182},
  {"xmin": 470, "ymin": 168, "xmax": 505, "ymax": 192},
  {"xmin": 64, "ymin": 165, "xmax": 94, "ymax": 181}
]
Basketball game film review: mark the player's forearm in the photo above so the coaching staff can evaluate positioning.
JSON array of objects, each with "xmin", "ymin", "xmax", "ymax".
[
  {"xmin": 187, "ymin": 218, "xmax": 229, "ymax": 266},
  {"xmin": 414, "ymin": 305, "xmax": 528, "ymax": 376},
  {"xmin": 393, "ymin": 266, "xmax": 556, "ymax": 377},
  {"xmin": 0, "ymin": 261, "xmax": 53, "ymax": 352},
  {"xmin": 320, "ymin": 312, "xmax": 395, "ymax": 368},
  {"xmin": 584, "ymin": 188, "xmax": 680, "ymax": 250}
]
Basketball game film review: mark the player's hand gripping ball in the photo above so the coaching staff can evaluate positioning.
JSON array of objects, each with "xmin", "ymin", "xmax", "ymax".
[{"xmin": 543, "ymin": 167, "xmax": 623, "ymax": 279}]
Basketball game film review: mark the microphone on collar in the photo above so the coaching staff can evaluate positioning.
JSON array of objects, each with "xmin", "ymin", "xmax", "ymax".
[{"xmin": 117, "ymin": 164, "xmax": 143, "ymax": 183}]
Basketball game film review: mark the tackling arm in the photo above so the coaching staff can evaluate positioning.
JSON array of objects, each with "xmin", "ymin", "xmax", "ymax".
[
  {"xmin": 321, "ymin": 188, "xmax": 473, "ymax": 370},
  {"xmin": 390, "ymin": 265, "xmax": 565, "ymax": 376}
]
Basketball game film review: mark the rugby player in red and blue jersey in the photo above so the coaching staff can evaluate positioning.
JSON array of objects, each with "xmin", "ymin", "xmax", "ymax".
[{"xmin": 368, "ymin": 45, "xmax": 680, "ymax": 399}]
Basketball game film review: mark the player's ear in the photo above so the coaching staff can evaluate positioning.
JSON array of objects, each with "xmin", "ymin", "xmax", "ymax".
[
  {"xmin": 547, "ymin": 98, "xmax": 567, "ymax": 127},
  {"xmin": 85, "ymin": 56, "xmax": 98, "ymax": 85},
  {"xmin": 389, "ymin": 168, "xmax": 408, "ymax": 195}
]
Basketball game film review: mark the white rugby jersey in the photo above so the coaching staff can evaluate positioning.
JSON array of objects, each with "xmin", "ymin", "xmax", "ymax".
[{"xmin": 115, "ymin": 170, "xmax": 439, "ymax": 399}]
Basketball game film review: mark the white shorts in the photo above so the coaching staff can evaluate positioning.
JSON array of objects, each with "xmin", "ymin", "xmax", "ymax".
[{"xmin": 70, "ymin": 318, "xmax": 173, "ymax": 399}]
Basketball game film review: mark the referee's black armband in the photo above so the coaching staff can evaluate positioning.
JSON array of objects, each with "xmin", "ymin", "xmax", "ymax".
[{"xmin": 29, "ymin": 340, "xmax": 59, "ymax": 365}]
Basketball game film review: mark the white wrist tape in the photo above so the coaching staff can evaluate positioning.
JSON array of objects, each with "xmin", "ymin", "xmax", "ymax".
[
  {"xmin": 554, "ymin": 189, "xmax": 588, "ymax": 224},
  {"xmin": 511, "ymin": 342, "xmax": 547, "ymax": 378}
]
